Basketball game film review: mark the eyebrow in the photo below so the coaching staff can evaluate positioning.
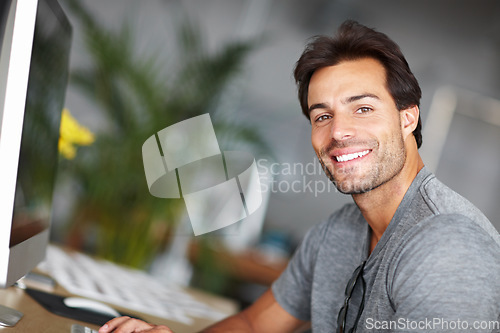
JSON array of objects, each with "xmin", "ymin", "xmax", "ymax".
[
  {"xmin": 307, "ymin": 93, "xmax": 380, "ymax": 114},
  {"xmin": 308, "ymin": 103, "xmax": 329, "ymax": 114},
  {"xmin": 342, "ymin": 93, "xmax": 380, "ymax": 104}
]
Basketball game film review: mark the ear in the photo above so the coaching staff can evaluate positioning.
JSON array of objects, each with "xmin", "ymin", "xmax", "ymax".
[{"xmin": 400, "ymin": 105, "xmax": 419, "ymax": 140}]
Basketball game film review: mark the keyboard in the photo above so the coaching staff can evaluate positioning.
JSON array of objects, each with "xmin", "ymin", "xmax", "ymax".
[{"xmin": 39, "ymin": 245, "xmax": 227, "ymax": 325}]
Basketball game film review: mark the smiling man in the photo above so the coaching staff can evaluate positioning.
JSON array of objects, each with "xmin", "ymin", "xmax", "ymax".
[{"xmin": 101, "ymin": 20, "xmax": 500, "ymax": 333}]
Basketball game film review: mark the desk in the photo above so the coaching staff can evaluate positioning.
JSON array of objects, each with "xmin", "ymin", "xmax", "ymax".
[{"xmin": 0, "ymin": 275, "xmax": 237, "ymax": 332}]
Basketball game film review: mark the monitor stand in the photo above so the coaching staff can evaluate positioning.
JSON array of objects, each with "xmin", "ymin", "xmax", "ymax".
[{"xmin": 0, "ymin": 304, "xmax": 23, "ymax": 327}]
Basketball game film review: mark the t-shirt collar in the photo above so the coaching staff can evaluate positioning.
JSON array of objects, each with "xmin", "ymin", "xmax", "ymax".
[{"xmin": 365, "ymin": 166, "xmax": 433, "ymax": 261}]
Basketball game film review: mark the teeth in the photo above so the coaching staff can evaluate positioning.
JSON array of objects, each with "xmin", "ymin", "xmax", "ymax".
[{"xmin": 335, "ymin": 150, "xmax": 370, "ymax": 162}]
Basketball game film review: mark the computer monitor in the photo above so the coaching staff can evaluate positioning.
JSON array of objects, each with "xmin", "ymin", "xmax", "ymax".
[{"xmin": 0, "ymin": 0, "xmax": 72, "ymax": 289}]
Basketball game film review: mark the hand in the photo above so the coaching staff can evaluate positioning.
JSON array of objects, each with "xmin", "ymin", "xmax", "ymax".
[{"xmin": 99, "ymin": 316, "xmax": 174, "ymax": 333}]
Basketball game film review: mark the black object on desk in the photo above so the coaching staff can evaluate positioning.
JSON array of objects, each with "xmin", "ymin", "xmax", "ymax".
[{"xmin": 25, "ymin": 288, "xmax": 141, "ymax": 326}]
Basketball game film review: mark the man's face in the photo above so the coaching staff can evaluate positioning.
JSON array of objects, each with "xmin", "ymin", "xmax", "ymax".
[{"xmin": 308, "ymin": 58, "xmax": 406, "ymax": 194}]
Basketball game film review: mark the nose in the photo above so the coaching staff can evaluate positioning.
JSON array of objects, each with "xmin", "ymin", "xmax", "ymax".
[{"xmin": 330, "ymin": 113, "xmax": 355, "ymax": 141}]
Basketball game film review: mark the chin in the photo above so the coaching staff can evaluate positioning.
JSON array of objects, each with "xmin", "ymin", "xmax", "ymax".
[
  {"xmin": 334, "ymin": 180, "xmax": 374, "ymax": 195},
  {"xmin": 331, "ymin": 170, "xmax": 370, "ymax": 193}
]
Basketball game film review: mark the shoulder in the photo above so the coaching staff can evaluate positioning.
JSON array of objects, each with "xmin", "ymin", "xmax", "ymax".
[
  {"xmin": 418, "ymin": 175, "xmax": 499, "ymax": 239},
  {"xmin": 387, "ymin": 214, "xmax": 500, "ymax": 319},
  {"xmin": 390, "ymin": 214, "xmax": 500, "ymax": 288},
  {"xmin": 396, "ymin": 213, "xmax": 500, "ymax": 261}
]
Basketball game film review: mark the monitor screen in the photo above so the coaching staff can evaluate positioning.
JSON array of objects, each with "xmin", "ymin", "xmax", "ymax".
[{"xmin": 0, "ymin": 0, "xmax": 72, "ymax": 288}]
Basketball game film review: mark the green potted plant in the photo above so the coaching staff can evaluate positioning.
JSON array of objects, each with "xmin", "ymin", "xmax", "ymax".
[{"xmin": 58, "ymin": 0, "xmax": 270, "ymax": 269}]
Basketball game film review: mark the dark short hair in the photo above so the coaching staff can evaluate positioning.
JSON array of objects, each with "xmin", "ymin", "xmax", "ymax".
[{"xmin": 294, "ymin": 20, "xmax": 423, "ymax": 148}]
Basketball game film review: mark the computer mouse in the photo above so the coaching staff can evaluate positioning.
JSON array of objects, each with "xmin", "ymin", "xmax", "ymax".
[{"xmin": 63, "ymin": 297, "xmax": 121, "ymax": 318}]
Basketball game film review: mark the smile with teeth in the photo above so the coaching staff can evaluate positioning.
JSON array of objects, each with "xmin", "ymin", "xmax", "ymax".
[{"xmin": 334, "ymin": 150, "xmax": 370, "ymax": 162}]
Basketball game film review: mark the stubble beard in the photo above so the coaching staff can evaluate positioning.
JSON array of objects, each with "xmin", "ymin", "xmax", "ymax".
[{"xmin": 317, "ymin": 132, "xmax": 407, "ymax": 195}]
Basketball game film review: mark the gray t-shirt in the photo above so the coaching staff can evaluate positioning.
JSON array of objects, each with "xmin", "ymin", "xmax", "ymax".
[{"xmin": 272, "ymin": 167, "xmax": 500, "ymax": 332}]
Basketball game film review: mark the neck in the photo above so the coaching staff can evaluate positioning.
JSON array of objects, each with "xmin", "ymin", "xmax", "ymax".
[{"xmin": 353, "ymin": 150, "xmax": 424, "ymax": 250}]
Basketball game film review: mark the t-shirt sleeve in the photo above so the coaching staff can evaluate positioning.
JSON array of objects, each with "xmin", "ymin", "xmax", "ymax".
[
  {"xmin": 388, "ymin": 214, "xmax": 500, "ymax": 331},
  {"xmin": 271, "ymin": 221, "xmax": 327, "ymax": 321}
]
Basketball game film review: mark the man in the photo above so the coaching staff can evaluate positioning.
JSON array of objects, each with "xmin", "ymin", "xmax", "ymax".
[{"xmin": 101, "ymin": 20, "xmax": 500, "ymax": 333}]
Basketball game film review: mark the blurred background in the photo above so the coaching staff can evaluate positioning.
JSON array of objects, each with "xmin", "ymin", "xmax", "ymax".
[{"xmin": 51, "ymin": 0, "xmax": 500, "ymax": 308}]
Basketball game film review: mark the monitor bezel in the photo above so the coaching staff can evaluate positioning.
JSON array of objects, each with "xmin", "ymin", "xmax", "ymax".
[{"xmin": 0, "ymin": 0, "xmax": 71, "ymax": 289}]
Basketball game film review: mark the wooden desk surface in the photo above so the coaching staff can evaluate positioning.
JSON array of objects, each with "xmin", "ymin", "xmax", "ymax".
[{"xmin": 0, "ymin": 279, "xmax": 238, "ymax": 332}]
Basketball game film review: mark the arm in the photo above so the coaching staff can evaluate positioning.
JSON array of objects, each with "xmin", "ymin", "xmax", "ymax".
[
  {"xmin": 99, "ymin": 289, "xmax": 308, "ymax": 333},
  {"xmin": 201, "ymin": 289, "xmax": 308, "ymax": 332},
  {"xmin": 208, "ymin": 219, "xmax": 328, "ymax": 332}
]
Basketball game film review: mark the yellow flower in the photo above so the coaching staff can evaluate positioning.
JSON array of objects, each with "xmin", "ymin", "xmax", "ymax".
[{"xmin": 59, "ymin": 108, "xmax": 95, "ymax": 159}]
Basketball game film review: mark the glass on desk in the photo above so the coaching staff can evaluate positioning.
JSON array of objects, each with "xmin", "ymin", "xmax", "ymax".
[{"xmin": 71, "ymin": 324, "xmax": 98, "ymax": 333}]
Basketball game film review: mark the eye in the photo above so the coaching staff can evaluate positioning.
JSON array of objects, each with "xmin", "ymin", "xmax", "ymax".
[
  {"xmin": 315, "ymin": 114, "xmax": 332, "ymax": 123},
  {"xmin": 355, "ymin": 107, "xmax": 372, "ymax": 114}
]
